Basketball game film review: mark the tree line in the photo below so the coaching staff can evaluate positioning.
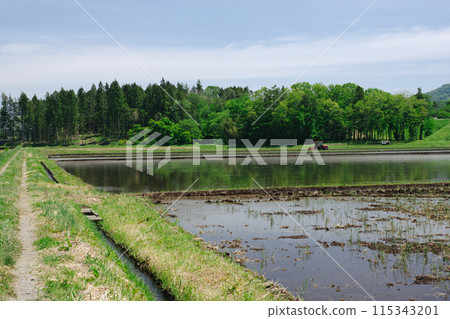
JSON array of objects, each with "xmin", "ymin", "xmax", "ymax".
[{"xmin": 1, "ymin": 79, "xmax": 445, "ymax": 145}]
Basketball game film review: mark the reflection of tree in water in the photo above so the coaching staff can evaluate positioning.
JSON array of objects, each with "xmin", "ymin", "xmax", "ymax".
[{"xmin": 60, "ymin": 156, "xmax": 449, "ymax": 192}]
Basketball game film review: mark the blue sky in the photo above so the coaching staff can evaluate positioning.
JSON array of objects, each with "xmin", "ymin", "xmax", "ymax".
[{"xmin": 1, "ymin": 0, "xmax": 449, "ymax": 97}]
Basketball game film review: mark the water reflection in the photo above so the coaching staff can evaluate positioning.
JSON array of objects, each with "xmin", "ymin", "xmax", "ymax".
[
  {"xmin": 167, "ymin": 197, "xmax": 449, "ymax": 301},
  {"xmin": 58, "ymin": 155, "xmax": 450, "ymax": 193}
]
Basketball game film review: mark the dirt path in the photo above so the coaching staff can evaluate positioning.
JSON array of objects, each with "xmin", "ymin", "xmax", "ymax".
[
  {"xmin": 13, "ymin": 155, "xmax": 39, "ymax": 300},
  {"xmin": 0, "ymin": 151, "xmax": 19, "ymax": 175}
]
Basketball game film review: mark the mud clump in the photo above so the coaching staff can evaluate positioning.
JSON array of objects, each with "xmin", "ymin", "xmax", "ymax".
[
  {"xmin": 221, "ymin": 239, "xmax": 242, "ymax": 249},
  {"xmin": 355, "ymin": 239, "xmax": 449, "ymax": 255},
  {"xmin": 413, "ymin": 275, "xmax": 450, "ymax": 284},
  {"xmin": 291, "ymin": 210, "xmax": 323, "ymax": 215},
  {"xmin": 330, "ymin": 241, "xmax": 346, "ymax": 248},
  {"xmin": 319, "ymin": 241, "xmax": 345, "ymax": 248},
  {"xmin": 277, "ymin": 235, "xmax": 308, "ymax": 240},
  {"xmin": 335, "ymin": 223, "xmax": 361, "ymax": 229},
  {"xmin": 313, "ymin": 226, "xmax": 330, "ymax": 231}
]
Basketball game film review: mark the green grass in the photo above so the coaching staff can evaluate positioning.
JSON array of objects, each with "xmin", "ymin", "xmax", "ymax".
[
  {"xmin": 43, "ymin": 267, "xmax": 84, "ymax": 301},
  {"xmin": 0, "ymin": 148, "xmax": 22, "ymax": 300},
  {"xmin": 42, "ymin": 253, "xmax": 74, "ymax": 266},
  {"xmin": 33, "ymin": 236, "xmax": 61, "ymax": 250},
  {"xmin": 433, "ymin": 119, "xmax": 450, "ymax": 131},
  {"xmin": 407, "ymin": 123, "xmax": 450, "ymax": 148}
]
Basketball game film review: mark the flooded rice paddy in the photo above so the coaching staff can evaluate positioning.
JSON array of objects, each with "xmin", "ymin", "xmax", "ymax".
[
  {"xmin": 58, "ymin": 154, "xmax": 450, "ymax": 193},
  {"xmin": 165, "ymin": 197, "xmax": 449, "ymax": 301}
]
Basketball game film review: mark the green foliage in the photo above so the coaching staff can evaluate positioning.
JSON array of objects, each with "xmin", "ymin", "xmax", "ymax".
[
  {"xmin": 436, "ymin": 101, "xmax": 450, "ymax": 118},
  {"xmin": 1, "ymin": 80, "xmax": 442, "ymax": 145},
  {"xmin": 127, "ymin": 124, "xmax": 146, "ymax": 140},
  {"xmin": 423, "ymin": 118, "xmax": 436, "ymax": 137},
  {"xmin": 178, "ymin": 119, "xmax": 202, "ymax": 140},
  {"xmin": 148, "ymin": 117, "xmax": 198, "ymax": 144},
  {"xmin": 148, "ymin": 117, "xmax": 177, "ymax": 140}
]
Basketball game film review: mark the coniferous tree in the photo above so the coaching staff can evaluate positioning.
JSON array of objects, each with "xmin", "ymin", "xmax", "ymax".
[
  {"xmin": 45, "ymin": 92, "xmax": 62, "ymax": 143},
  {"xmin": 77, "ymin": 88, "xmax": 88, "ymax": 139},
  {"xmin": 18, "ymin": 92, "xmax": 31, "ymax": 141},
  {"xmin": 86, "ymin": 84, "xmax": 97, "ymax": 133},
  {"xmin": 96, "ymin": 82, "xmax": 107, "ymax": 138},
  {"xmin": 31, "ymin": 95, "xmax": 45, "ymax": 142},
  {"xmin": 106, "ymin": 80, "xmax": 129, "ymax": 139}
]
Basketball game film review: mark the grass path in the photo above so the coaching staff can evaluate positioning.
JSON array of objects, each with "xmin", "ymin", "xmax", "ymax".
[
  {"xmin": 0, "ymin": 151, "xmax": 19, "ymax": 175},
  {"xmin": 12, "ymin": 154, "xmax": 39, "ymax": 300}
]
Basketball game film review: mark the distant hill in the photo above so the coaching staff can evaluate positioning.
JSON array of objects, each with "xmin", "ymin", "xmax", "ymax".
[{"xmin": 426, "ymin": 84, "xmax": 450, "ymax": 102}]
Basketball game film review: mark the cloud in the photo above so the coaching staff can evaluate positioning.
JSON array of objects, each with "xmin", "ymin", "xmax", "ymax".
[{"xmin": 1, "ymin": 27, "xmax": 450, "ymax": 96}]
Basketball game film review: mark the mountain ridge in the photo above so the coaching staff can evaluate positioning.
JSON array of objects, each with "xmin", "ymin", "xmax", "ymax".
[{"xmin": 426, "ymin": 84, "xmax": 450, "ymax": 102}]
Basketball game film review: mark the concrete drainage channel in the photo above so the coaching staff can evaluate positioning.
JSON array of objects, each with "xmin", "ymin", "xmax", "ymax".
[
  {"xmin": 40, "ymin": 162, "xmax": 171, "ymax": 301},
  {"xmin": 40, "ymin": 161, "xmax": 59, "ymax": 183}
]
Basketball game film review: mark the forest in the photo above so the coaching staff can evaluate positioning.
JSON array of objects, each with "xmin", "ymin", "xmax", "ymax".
[{"xmin": 1, "ymin": 79, "xmax": 448, "ymax": 145}]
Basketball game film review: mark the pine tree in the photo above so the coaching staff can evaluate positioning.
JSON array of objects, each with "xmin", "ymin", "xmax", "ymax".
[
  {"xmin": 45, "ymin": 92, "xmax": 62, "ymax": 143},
  {"xmin": 18, "ymin": 92, "xmax": 31, "ymax": 142},
  {"xmin": 106, "ymin": 80, "xmax": 129, "ymax": 139},
  {"xmin": 77, "ymin": 88, "xmax": 88, "ymax": 140},
  {"xmin": 96, "ymin": 82, "xmax": 107, "ymax": 137},
  {"xmin": 31, "ymin": 95, "xmax": 44, "ymax": 142},
  {"xmin": 86, "ymin": 84, "xmax": 97, "ymax": 134}
]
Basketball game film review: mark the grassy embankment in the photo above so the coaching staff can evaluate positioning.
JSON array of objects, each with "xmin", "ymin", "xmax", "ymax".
[
  {"xmin": 31, "ymin": 148, "xmax": 293, "ymax": 301},
  {"xmin": 0, "ymin": 148, "xmax": 22, "ymax": 299},
  {"xmin": 24, "ymin": 151, "xmax": 154, "ymax": 300},
  {"xmin": 407, "ymin": 122, "xmax": 450, "ymax": 148}
]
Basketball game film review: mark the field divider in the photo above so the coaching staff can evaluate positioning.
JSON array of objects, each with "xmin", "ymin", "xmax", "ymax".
[{"xmin": 140, "ymin": 182, "xmax": 450, "ymax": 201}]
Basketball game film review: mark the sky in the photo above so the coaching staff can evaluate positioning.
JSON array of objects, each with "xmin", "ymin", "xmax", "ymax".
[{"xmin": 0, "ymin": 0, "xmax": 449, "ymax": 97}]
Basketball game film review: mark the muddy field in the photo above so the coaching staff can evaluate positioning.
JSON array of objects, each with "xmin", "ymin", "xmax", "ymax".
[
  {"xmin": 162, "ymin": 196, "xmax": 449, "ymax": 301},
  {"xmin": 143, "ymin": 182, "xmax": 450, "ymax": 201}
]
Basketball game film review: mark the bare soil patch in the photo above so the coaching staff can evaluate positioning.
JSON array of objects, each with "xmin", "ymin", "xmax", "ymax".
[
  {"xmin": 141, "ymin": 182, "xmax": 450, "ymax": 201},
  {"xmin": 13, "ymin": 157, "xmax": 39, "ymax": 300}
]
